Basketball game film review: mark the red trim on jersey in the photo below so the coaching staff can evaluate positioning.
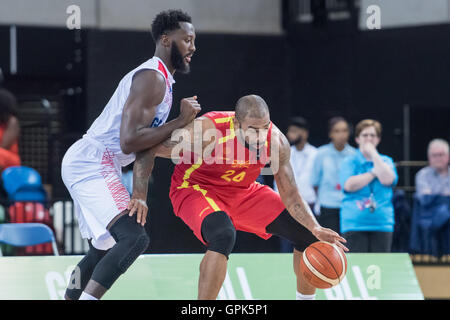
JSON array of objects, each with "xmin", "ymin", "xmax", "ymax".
[
  {"xmin": 158, "ymin": 61, "xmax": 169, "ymax": 80},
  {"xmin": 100, "ymin": 149, "xmax": 130, "ymax": 212}
]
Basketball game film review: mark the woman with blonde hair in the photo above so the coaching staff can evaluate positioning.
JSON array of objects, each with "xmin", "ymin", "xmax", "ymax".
[{"xmin": 339, "ymin": 119, "xmax": 398, "ymax": 252}]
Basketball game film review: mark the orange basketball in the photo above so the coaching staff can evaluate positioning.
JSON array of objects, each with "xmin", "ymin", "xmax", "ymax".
[{"xmin": 299, "ymin": 241, "xmax": 347, "ymax": 289}]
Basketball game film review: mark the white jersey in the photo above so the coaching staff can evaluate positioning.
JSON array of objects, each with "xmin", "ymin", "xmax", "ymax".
[
  {"xmin": 61, "ymin": 56, "xmax": 175, "ymax": 250},
  {"xmin": 85, "ymin": 56, "xmax": 175, "ymax": 167}
]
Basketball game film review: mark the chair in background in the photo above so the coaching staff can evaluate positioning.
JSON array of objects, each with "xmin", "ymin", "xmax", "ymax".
[
  {"xmin": 1, "ymin": 166, "xmax": 54, "ymax": 254},
  {"xmin": 0, "ymin": 223, "xmax": 59, "ymax": 256},
  {"xmin": 1, "ymin": 166, "xmax": 47, "ymax": 203}
]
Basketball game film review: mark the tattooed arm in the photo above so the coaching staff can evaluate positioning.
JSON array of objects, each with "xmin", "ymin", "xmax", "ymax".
[
  {"xmin": 272, "ymin": 129, "xmax": 320, "ymax": 232},
  {"xmin": 151, "ymin": 119, "xmax": 197, "ymax": 159},
  {"xmin": 132, "ymin": 118, "xmax": 204, "ymax": 201},
  {"xmin": 126, "ymin": 145, "xmax": 156, "ymax": 226},
  {"xmin": 131, "ymin": 148, "xmax": 156, "ymax": 201},
  {"xmin": 272, "ymin": 127, "xmax": 348, "ymax": 251},
  {"xmin": 127, "ymin": 128, "xmax": 187, "ymax": 226},
  {"xmin": 152, "ymin": 116, "xmax": 216, "ymax": 159},
  {"xmin": 128, "ymin": 117, "xmax": 216, "ymax": 225}
]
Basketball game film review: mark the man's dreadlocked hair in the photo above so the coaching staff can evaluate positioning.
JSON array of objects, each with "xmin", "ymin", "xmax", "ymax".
[{"xmin": 151, "ymin": 10, "xmax": 192, "ymax": 42}]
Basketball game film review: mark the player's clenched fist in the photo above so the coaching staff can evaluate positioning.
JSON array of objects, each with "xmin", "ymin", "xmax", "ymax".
[{"xmin": 178, "ymin": 95, "xmax": 201, "ymax": 126}]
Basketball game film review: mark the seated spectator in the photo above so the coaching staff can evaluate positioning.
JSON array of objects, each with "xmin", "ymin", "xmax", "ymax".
[
  {"xmin": 273, "ymin": 117, "xmax": 317, "ymax": 209},
  {"xmin": 340, "ymin": 119, "xmax": 398, "ymax": 253},
  {"xmin": 0, "ymin": 89, "xmax": 21, "ymax": 171},
  {"xmin": 311, "ymin": 117, "xmax": 356, "ymax": 234},
  {"xmin": 415, "ymin": 139, "xmax": 450, "ymax": 196}
]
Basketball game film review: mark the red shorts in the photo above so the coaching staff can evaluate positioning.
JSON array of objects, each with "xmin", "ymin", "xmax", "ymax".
[{"xmin": 169, "ymin": 182, "xmax": 286, "ymax": 244}]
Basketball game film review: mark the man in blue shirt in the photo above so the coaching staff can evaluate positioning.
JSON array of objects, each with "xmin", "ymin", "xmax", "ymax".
[
  {"xmin": 311, "ymin": 117, "xmax": 355, "ymax": 234},
  {"xmin": 339, "ymin": 119, "xmax": 398, "ymax": 252},
  {"xmin": 415, "ymin": 139, "xmax": 450, "ymax": 196}
]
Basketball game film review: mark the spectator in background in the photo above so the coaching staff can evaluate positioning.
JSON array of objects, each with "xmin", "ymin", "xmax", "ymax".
[
  {"xmin": 415, "ymin": 139, "xmax": 450, "ymax": 196},
  {"xmin": 121, "ymin": 163, "xmax": 134, "ymax": 195},
  {"xmin": 339, "ymin": 119, "xmax": 398, "ymax": 252},
  {"xmin": 273, "ymin": 117, "xmax": 317, "ymax": 209},
  {"xmin": 311, "ymin": 117, "xmax": 355, "ymax": 234},
  {"xmin": 0, "ymin": 89, "xmax": 21, "ymax": 171}
]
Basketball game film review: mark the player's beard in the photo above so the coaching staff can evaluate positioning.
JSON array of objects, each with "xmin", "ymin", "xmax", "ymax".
[
  {"xmin": 170, "ymin": 42, "xmax": 190, "ymax": 74},
  {"xmin": 237, "ymin": 123, "xmax": 264, "ymax": 157}
]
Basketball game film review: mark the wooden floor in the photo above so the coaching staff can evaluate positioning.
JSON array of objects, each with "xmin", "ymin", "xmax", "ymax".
[{"xmin": 414, "ymin": 264, "xmax": 450, "ymax": 299}]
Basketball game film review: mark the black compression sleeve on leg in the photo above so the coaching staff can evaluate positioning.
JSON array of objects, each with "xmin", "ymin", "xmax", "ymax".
[
  {"xmin": 201, "ymin": 211, "xmax": 236, "ymax": 259},
  {"xmin": 90, "ymin": 214, "xmax": 150, "ymax": 290},
  {"xmin": 266, "ymin": 209, "xmax": 317, "ymax": 252},
  {"xmin": 65, "ymin": 241, "xmax": 108, "ymax": 300}
]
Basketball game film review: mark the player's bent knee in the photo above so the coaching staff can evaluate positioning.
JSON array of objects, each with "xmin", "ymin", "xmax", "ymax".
[
  {"xmin": 209, "ymin": 225, "xmax": 236, "ymax": 258},
  {"xmin": 118, "ymin": 232, "xmax": 150, "ymax": 272},
  {"xmin": 109, "ymin": 214, "xmax": 150, "ymax": 272},
  {"xmin": 201, "ymin": 211, "xmax": 236, "ymax": 258},
  {"xmin": 90, "ymin": 215, "xmax": 150, "ymax": 290}
]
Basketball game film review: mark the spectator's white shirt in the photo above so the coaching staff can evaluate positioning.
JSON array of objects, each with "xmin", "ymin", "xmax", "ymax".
[{"xmin": 274, "ymin": 142, "xmax": 318, "ymax": 204}]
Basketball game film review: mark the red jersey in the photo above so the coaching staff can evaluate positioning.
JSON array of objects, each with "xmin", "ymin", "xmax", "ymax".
[
  {"xmin": 171, "ymin": 111, "xmax": 272, "ymax": 190},
  {"xmin": 169, "ymin": 112, "xmax": 285, "ymax": 243}
]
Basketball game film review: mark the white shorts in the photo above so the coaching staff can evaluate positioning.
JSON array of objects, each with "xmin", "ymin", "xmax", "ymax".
[{"xmin": 61, "ymin": 135, "xmax": 131, "ymax": 250}]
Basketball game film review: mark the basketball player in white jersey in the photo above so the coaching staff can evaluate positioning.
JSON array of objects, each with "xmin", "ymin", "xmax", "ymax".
[{"xmin": 61, "ymin": 10, "xmax": 199, "ymax": 300}]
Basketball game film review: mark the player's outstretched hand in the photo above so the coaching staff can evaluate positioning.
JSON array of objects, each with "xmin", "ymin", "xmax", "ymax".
[
  {"xmin": 312, "ymin": 226, "xmax": 349, "ymax": 252},
  {"xmin": 127, "ymin": 198, "xmax": 148, "ymax": 227},
  {"xmin": 179, "ymin": 95, "xmax": 201, "ymax": 126}
]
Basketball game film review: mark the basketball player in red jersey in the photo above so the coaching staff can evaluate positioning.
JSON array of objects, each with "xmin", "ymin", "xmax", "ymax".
[{"xmin": 131, "ymin": 95, "xmax": 348, "ymax": 300}]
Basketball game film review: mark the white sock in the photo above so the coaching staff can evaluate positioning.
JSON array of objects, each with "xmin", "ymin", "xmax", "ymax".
[
  {"xmin": 296, "ymin": 291, "xmax": 316, "ymax": 300},
  {"xmin": 79, "ymin": 292, "xmax": 98, "ymax": 300}
]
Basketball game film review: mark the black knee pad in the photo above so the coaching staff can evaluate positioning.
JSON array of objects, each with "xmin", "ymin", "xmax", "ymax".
[
  {"xmin": 65, "ymin": 241, "xmax": 108, "ymax": 300},
  {"xmin": 109, "ymin": 215, "xmax": 150, "ymax": 272},
  {"xmin": 201, "ymin": 211, "xmax": 236, "ymax": 259},
  {"xmin": 91, "ymin": 214, "xmax": 150, "ymax": 289}
]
